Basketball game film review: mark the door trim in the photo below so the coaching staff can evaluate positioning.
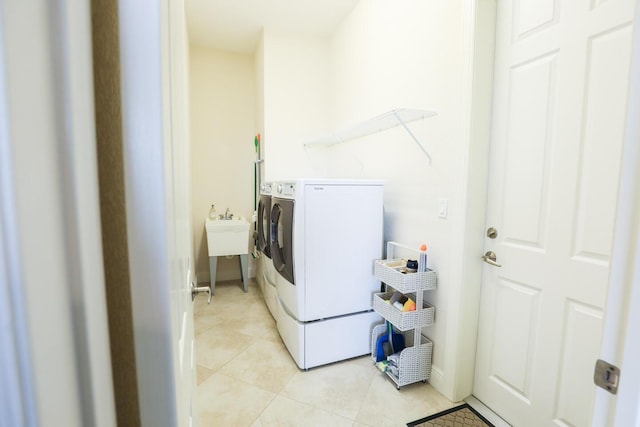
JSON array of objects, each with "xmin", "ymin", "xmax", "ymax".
[
  {"xmin": 118, "ymin": 0, "xmax": 181, "ymax": 425},
  {"xmin": 0, "ymin": 0, "xmax": 115, "ymax": 425},
  {"xmin": 443, "ymin": 0, "xmax": 497, "ymax": 400},
  {"xmin": 0, "ymin": 46, "xmax": 37, "ymax": 426}
]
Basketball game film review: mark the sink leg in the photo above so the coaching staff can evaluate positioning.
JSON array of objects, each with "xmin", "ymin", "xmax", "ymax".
[
  {"xmin": 239, "ymin": 254, "xmax": 249, "ymax": 293},
  {"xmin": 208, "ymin": 256, "xmax": 218, "ymax": 295}
]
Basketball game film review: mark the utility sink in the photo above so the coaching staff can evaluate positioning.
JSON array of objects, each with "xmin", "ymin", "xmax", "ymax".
[
  {"xmin": 205, "ymin": 217, "xmax": 250, "ymax": 256},
  {"xmin": 205, "ymin": 216, "xmax": 250, "ymax": 294}
]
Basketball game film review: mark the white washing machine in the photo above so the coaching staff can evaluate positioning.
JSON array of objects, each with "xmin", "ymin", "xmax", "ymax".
[
  {"xmin": 270, "ymin": 179, "xmax": 383, "ymax": 369},
  {"xmin": 257, "ymin": 182, "xmax": 277, "ymax": 318}
]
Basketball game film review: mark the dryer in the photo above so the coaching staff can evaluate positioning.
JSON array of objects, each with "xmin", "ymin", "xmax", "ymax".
[
  {"xmin": 270, "ymin": 179, "xmax": 383, "ymax": 369},
  {"xmin": 257, "ymin": 182, "xmax": 277, "ymax": 318}
]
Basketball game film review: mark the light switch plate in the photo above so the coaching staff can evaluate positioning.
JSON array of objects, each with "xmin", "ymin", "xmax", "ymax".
[{"xmin": 438, "ymin": 198, "xmax": 448, "ymax": 218}]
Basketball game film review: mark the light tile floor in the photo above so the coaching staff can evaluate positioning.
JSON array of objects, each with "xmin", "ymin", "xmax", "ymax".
[{"xmin": 195, "ymin": 279, "xmax": 455, "ymax": 427}]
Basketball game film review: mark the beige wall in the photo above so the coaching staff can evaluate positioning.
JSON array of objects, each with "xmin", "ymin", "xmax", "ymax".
[
  {"xmin": 189, "ymin": 45, "xmax": 256, "ymax": 283},
  {"xmin": 91, "ymin": 0, "xmax": 140, "ymax": 424}
]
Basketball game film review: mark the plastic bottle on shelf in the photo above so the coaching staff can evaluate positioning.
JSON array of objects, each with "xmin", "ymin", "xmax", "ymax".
[{"xmin": 419, "ymin": 244, "xmax": 428, "ymax": 272}]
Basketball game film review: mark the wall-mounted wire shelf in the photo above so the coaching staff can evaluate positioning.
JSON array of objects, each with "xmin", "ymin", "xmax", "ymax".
[{"xmin": 303, "ymin": 108, "xmax": 437, "ymax": 163}]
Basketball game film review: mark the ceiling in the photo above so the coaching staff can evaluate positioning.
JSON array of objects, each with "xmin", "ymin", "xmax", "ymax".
[{"xmin": 185, "ymin": 0, "xmax": 361, "ymax": 54}]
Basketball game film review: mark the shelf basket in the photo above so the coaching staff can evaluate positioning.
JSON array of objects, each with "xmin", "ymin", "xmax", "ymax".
[
  {"xmin": 374, "ymin": 259, "xmax": 437, "ymax": 293},
  {"xmin": 373, "ymin": 292, "xmax": 435, "ymax": 331},
  {"xmin": 370, "ymin": 324, "xmax": 433, "ymax": 388}
]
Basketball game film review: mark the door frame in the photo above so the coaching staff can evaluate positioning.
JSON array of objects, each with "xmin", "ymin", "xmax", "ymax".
[
  {"xmin": 442, "ymin": 0, "xmax": 496, "ymax": 401},
  {"xmin": 592, "ymin": 2, "xmax": 640, "ymax": 424},
  {"xmin": 118, "ymin": 0, "xmax": 188, "ymax": 425},
  {"xmin": 0, "ymin": 0, "xmax": 115, "ymax": 425}
]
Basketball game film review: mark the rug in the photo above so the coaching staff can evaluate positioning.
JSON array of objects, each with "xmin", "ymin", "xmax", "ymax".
[{"xmin": 407, "ymin": 403, "xmax": 495, "ymax": 427}]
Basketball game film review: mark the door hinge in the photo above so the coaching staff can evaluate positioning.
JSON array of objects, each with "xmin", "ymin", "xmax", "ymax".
[{"xmin": 594, "ymin": 359, "xmax": 620, "ymax": 394}]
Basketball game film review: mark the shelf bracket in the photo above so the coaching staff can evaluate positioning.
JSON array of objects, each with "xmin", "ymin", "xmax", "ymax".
[{"xmin": 392, "ymin": 110, "xmax": 432, "ymax": 165}]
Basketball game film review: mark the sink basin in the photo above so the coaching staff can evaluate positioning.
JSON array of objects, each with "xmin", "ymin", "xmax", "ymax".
[{"xmin": 205, "ymin": 217, "xmax": 250, "ymax": 256}]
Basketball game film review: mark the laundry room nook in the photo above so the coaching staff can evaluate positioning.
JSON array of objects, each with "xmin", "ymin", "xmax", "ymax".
[
  {"xmin": 186, "ymin": 0, "xmax": 638, "ymax": 426},
  {"xmin": 189, "ymin": 1, "xmax": 491, "ymax": 423}
]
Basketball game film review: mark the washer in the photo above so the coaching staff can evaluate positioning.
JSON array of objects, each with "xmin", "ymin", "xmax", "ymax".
[
  {"xmin": 257, "ymin": 182, "xmax": 278, "ymax": 318},
  {"xmin": 270, "ymin": 179, "xmax": 383, "ymax": 369}
]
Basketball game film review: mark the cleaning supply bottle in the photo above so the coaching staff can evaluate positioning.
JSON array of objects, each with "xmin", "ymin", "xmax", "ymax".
[
  {"xmin": 419, "ymin": 244, "xmax": 428, "ymax": 272},
  {"xmin": 209, "ymin": 204, "xmax": 217, "ymax": 220}
]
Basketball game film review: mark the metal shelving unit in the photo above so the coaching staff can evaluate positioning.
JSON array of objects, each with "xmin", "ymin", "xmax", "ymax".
[{"xmin": 371, "ymin": 241, "xmax": 436, "ymax": 389}]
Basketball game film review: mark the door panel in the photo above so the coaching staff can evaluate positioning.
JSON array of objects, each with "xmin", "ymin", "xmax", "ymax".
[
  {"xmin": 554, "ymin": 301, "xmax": 603, "ymax": 426},
  {"xmin": 490, "ymin": 278, "xmax": 541, "ymax": 402},
  {"xmin": 502, "ymin": 52, "xmax": 556, "ymax": 250},
  {"xmin": 515, "ymin": 0, "xmax": 555, "ymax": 38},
  {"xmin": 572, "ymin": 25, "xmax": 633, "ymax": 263},
  {"xmin": 473, "ymin": 1, "xmax": 636, "ymax": 426}
]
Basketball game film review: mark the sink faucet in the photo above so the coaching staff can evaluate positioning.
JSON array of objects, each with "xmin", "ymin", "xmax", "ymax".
[{"xmin": 220, "ymin": 208, "xmax": 234, "ymax": 220}]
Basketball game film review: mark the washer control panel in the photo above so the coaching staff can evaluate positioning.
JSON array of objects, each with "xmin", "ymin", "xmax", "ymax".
[
  {"xmin": 261, "ymin": 182, "xmax": 273, "ymax": 195},
  {"xmin": 276, "ymin": 182, "xmax": 296, "ymax": 197}
]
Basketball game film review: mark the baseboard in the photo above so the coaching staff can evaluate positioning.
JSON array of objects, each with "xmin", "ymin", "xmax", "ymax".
[
  {"xmin": 428, "ymin": 364, "xmax": 446, "ymax": 397},
  {"xmin": 197, "ymin": 267, "xmax": 256, "ymax": 284}
]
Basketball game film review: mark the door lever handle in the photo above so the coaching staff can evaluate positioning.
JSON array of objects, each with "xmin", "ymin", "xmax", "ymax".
[
  {"xmin": 482, "ymin": 251, "xmax": 502, "ymax": 267},
  {"xmin": 191, "ymin": 282, "xmax": 211, "ymax": 304}
]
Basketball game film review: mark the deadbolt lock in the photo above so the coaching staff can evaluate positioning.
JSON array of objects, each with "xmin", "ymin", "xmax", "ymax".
[{"xmin": 487, "ymin": 227, "xmax": 498, "ymax": 239}]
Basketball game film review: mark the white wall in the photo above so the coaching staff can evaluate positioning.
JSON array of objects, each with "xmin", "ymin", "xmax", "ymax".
[
  {"xmin": 260, "ymin": 31, "xmax": 332, "ymax": 181},
  {"xmin": 258, "ymin": 0, "xmax": 494, "ymax": 401},
  {"xmin": 326, "ymin": 0, "xmax": 465, "ymax": 398},
  {"xmin": 189, "ymin": 46, "xmax": 256, "ymax": 282}
]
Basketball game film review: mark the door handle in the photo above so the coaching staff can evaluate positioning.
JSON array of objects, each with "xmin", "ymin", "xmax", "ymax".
[
  {"xmin": 482, "ymin": 251, "xmax": 502, "ymax": 267},
  {"xmin": 191, "ymin": 282, "xmax": 211, "ymax": 304}
]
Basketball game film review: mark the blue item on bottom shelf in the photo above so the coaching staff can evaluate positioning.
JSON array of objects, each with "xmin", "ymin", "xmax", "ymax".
[{"xmin": 375, "ymin": 322, "xmax": 405, "ymax": 362}]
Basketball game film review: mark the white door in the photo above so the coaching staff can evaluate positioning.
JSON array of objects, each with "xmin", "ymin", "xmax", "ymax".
[
  {"xmin": 473, "ymin": 1, "xmax": 636, "ymax": 426},
  {"xmin": 119, "ymin": 0, "xmax": 196, "ymax": 425},
  {"xmin": 166, "ymin": 0, "xmax": 198, "ymax": 424}
]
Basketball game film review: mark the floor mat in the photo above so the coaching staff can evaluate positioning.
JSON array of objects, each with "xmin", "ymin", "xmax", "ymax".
[{"xmin": 407, "ymin": 403, "xmax": 495, "ymax": 427}]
